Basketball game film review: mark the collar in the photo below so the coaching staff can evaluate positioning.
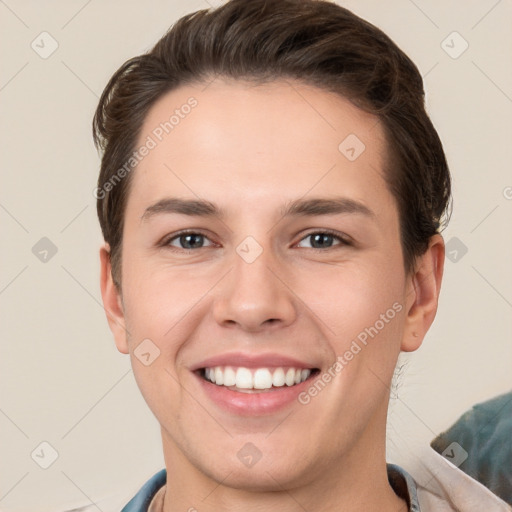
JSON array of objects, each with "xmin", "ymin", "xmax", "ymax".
[{"xmin": 122, "ymin": 464, "xmax": 421, "ymax": 511}]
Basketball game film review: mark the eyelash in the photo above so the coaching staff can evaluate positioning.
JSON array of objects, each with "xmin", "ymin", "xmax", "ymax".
[
  {"xmin": 160, "ymin": 229, "xmax": 352, "ymax": 252},
  {"xmin": 299, "ymin": 229, "xmax": 353, "ymax": 250}
]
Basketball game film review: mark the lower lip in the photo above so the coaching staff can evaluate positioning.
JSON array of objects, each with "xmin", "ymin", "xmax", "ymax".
[{"xmin": 194, "ymin": 371, "xmax": 316, "ymax": 415}]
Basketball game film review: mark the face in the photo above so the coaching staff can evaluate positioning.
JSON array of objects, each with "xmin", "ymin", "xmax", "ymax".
[{"xmin": 101, "ymin": 79, "xmax": 442, "ymax": 490}]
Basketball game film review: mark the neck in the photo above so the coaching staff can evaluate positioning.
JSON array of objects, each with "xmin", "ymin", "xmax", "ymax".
[{"xmin": 159, "ymin": 420, "xmax": 407, "ymax": 512}]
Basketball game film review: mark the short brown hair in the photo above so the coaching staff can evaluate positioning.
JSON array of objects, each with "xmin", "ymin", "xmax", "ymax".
[{"xmin": 93, "ymin": 0, "xmax": 451, "ymax": 288}]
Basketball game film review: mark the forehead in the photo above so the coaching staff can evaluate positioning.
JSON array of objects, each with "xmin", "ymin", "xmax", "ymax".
[{"xmin": 126, "ymin": 78, "xmax": 393, "ymax": 219}]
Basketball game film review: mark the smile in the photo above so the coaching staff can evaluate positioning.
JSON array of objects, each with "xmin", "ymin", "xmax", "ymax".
[{"xmin": 201, "ymin": 366, "xmax": 316, "ymax": 392}]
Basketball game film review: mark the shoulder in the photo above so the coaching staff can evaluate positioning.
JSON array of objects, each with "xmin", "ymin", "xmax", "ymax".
[
  {"xmin": 408, "ymin": 448, "xmax": 512, "ymax": 512},
  {"xmin": 430, "ymin": 391, "xmax": 512, "ymax": 503},
  {"xmin": 120, "ymin": 469, "xmax": 167, "ymax": 512}
]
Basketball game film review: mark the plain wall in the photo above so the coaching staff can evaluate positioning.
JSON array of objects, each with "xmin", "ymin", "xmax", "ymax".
[{"xmin": 1, "ymin": 1, "xmax": 511, "ymax": 510}]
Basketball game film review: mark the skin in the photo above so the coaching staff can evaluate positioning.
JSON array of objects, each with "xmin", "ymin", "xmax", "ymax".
[{"xmin": 100, "ymin": 79, "xmax": 444, "ymax": 512}]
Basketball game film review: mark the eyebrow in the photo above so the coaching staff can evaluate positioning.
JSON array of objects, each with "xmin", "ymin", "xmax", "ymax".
[
  {"xmin": 140, "ymin": 196, "xmax": 375, "ymax": 222},
  {"xmin": 141, "ymin": 198, "xmax": 220, "ymax": 222},
  {"xmin": 281, "ymin": 197, "xmax": 375, "ymax": 218}
]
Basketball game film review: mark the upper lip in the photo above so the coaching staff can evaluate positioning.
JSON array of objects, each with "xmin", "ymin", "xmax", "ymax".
[{"xmin": 190, "ymin": 352, "xmax": 319, "ymax": 371}]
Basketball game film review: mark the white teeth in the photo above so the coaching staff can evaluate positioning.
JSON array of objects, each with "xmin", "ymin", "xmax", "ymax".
[
  {"xmin": 301, "ymin": 369, "xmax": 311, "ymax": 381},
  {"xmin": 254, "ymin": 368, "xmax": 273, "ymax": 389},
  {"xmin": 235, "ymin": 367, "xmax": 253, "ymax": 389},
  {"xmin": 223, "ymin": 366, "xmax": 236, "ymax": 386},
  {"xmin": 214, "ymin": 367, "xmax": 224, "ymax": 385},
  {"xmin": 285, "ymin": 368, "xmax": 295, "ymax": 386},
  {"xmin": 272, "ymin": 368, "xmax": 285, "ymax": 387},
  {"xmin": 203, "ymin": 366, "xmax": 314, "ymax": 390}
]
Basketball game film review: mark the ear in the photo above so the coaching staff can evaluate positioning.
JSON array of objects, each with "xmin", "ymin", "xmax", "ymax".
[
  {"xmin": 401, "ymin": 234, "xmax": 445, "ymax": 352},
  {"xmin": 99, "ymin": 243, "xmax": 129, "ymax": 354}
]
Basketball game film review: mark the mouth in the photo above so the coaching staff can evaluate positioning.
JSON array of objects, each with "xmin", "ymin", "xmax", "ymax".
[
  {"xmin": 196, "ymin": 366, "xmax": 320, "ymax": 393},
  {"xmin": 191, "ymin": 352, "xmax": 323, "ymax": 414}
]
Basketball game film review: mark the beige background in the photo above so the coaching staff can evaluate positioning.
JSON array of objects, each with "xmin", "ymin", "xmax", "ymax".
[{"xmin": 1, "ymin": 0, "xmax": 511, "ymax": 510}]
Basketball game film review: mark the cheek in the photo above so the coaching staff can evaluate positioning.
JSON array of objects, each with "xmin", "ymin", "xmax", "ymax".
[
  {"xmin": 303, "ymin": 259, "xmax": 406, "ymax": 410},
  {"xmin": 122, "ymin": 259, "xmax": 212, "ymax": 339},
  {"xmin": 120, "ymin": 263, "xmax": 216, "ymax": 408},
  {"xmin": 303, "ymin": 259, "xmax": 405, "ymax": 346}
]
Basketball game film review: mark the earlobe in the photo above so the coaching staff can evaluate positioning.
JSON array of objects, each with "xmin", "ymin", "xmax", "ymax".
[
  {"xmin": 401, "ymin": 234, "xmax": 445, "ymax": 352},
  {"xmin": 99, "ymin": 243, "xmax": 129, "ymax": 354}
]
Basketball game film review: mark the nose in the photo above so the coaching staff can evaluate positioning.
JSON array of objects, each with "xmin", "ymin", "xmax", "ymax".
[{"xmin": 212, "ymin": 243, "xmax": 298, "ymax": 333}]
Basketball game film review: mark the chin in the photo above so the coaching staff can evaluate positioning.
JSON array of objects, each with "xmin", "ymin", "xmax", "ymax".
[{"xmin": 200, "ymin": 454, "xmax": 314, "ymax": 492}]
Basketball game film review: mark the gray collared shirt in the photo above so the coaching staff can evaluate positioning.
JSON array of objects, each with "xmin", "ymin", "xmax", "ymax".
[{"xmin": 388, "ymin": 463, "xmax": 422, "ymax": 511}]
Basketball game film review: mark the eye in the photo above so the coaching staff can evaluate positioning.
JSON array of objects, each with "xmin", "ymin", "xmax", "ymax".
[
  {"xmin": 162, "ymin": 231, "xmax": 215, "ymax": 250},
  {"xmin": 296, "ymin": 230, "xmax": 350, "ymax": 250}
]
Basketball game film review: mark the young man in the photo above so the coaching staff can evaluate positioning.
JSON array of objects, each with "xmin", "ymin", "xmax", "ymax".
[{"xmin": 93, "ymin": 1, "xmax": 511, "ymax": 510}]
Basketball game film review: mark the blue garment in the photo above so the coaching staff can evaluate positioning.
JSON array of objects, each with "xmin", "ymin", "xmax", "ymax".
[
  {"xmin": 121, "ymin": 464, "xmax": 420, "ymax": 511},
  {"xmin": 121, "ymin": 468, "xmax": 166, "ymax": 512},
  {"xmin": 431, "ymin": 391, "xmax": 512, "ymax": 505}
]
